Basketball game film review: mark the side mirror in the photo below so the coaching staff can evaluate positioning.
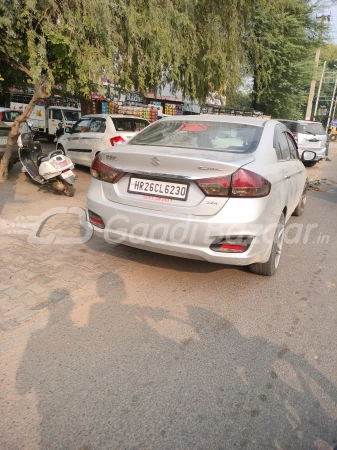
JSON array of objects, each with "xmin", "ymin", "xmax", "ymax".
[
  {"xmin": 302, "ymin": 150, "xmax": 316, "ymax": 162},
  {"xmin": 65, "ymin": 127, "xmax": 71, "ymax": 134}
]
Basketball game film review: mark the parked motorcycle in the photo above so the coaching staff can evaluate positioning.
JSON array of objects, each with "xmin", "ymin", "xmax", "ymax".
[{"xmin": 18, "ymin": 132, "xmax": 76, "ymax": 197}]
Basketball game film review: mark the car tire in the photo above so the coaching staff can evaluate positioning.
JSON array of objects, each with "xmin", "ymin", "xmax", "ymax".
[
  {"xmin": 304, "ymin": 161, "xmax": 317, "ymax": 167},
  {"xmin": 292, "ymin": 191, "xmax": 306, "ymax": 217},
  {"xmin": 250, "ymin": 213, "xmax": 285, "ymax": 276}
]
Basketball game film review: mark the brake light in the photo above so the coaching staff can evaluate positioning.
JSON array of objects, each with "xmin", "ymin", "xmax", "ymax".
[
  {"xmin": 195, "ymin": 175, "xmax": 231, "ymax": 197},
  {"xmin": 196, "ymin": 169, "xmax": 270, "ymax": 198},
  {"xmin": 0, "ymin": 112, "xmax": 2, "ymax": 121},
  {"xmin": 231, "ymin": 169, "xmax": 270, "ymax": 197},
  {"xmin": 110, "ymin": 136, "xmax": 125, "ymax": 146},
  {"xmin": 90, "ymin": 155, "xmax": 124, "ymax": 184},
  {"xmin": 221, "ymin": 244, "xmax": 246, "ymax": 251}
]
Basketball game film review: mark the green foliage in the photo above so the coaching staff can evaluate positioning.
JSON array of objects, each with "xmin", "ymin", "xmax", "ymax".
[
  {"xmin": 246, "ymin": 0, "xmax": 324, "ymax": 118},
  {"xmin": 0, "ymin": 0, "xmax": 327, "ymax": 109}
]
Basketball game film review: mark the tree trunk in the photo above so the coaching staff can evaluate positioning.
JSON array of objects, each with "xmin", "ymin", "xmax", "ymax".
[{"xmin": 0, "ymin": 77, "xmax": 50, "ymax": 182}]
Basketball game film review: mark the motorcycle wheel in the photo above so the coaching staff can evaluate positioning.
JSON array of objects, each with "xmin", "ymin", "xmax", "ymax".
[{"xmin": 63, "ymin": 181, "xmax": 75, "ymax": 197}]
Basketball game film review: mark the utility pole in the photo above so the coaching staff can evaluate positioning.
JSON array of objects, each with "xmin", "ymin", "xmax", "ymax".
[
  {"xmin": 305, "ymin": 15, "xmax": 330, "ymax": 120},
  {"xmin": 326, "ymin": 75, "xmax": 337, "ymax": 132},
  {"xmin": 313, "ymin": 61, "xmax": 326, "ymax": 121}
]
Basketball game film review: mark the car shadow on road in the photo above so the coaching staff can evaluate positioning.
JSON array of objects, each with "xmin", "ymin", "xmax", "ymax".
[{"xmin": 15, "ymin": 274, "xmax": 337, "ymax": 450}]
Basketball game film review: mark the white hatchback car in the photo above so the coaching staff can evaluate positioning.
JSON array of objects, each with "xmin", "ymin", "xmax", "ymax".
[
  {"xmin": 56, "ymin": 114, "xmax": 150, "ymax": 167},
  {"xmin": 87, "ymin": 116, "xmax": 317, "ymax": 276}
]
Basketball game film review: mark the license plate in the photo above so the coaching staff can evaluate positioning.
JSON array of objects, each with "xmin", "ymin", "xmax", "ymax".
[
  {"xmin": 61, "ymin": 170, "xmax": 73, "ymax": 179},
  {"xmin": 128, "ymin": 177, "xmax": 189, "ymax": 200},
  {"xmin": 307, "ymin": 140, "xmax": 321, "ymax": 147},
  {"xmin": 0, "ymin": 138, "xmax": 7, "ymax": 145}
]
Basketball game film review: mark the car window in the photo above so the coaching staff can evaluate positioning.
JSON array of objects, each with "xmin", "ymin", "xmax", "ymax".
[
  {"xmin": 130, "ymin": 120, "xmax": 263, "ymax": 153},
  {"xmin": 89, "ymin": 118, "xmax": 106, "ymax": 133},
  {"xmin": 52, "ymin": 109, "xmax": 63, "ymax": 120},
  {"xmin": 0, "ymin": 110, "xmax": 21, "ymax": 122},
  {"xmin": 278, "ymin": 120, "xmax": 298, "ymax": 133},
  {"xmin": 63, "ymin": 110, "xmax": 81, "ymax": 121},
  {"xmin": 285, "ymin": 133, "xmax": 298, "ymax": 160},
  {"xmin": 299, "ymin": 122, "xmax": 325, "ymax": 135},
  {"xmin": 112, "ymin": 118, "xmax": 149, "ymax": 132},
  {"xmin": 274, "ymin": 124, "xmax": 290, "ymax": 160},
  {"xmin": 72, "ymin": 119, "xmax": 91, "ymax": 133}
]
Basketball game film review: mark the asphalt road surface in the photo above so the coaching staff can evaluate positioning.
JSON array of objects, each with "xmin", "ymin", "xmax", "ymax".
[{"xmin": 1, "ymin": 143, "xmax": 336, "ymax": 450}]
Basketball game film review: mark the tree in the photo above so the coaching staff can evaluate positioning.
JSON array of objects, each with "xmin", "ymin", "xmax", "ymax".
[
  {"xmin": 247, "ymin": 0, "xmax": 324, "ymax": 118},
  {"xmin": 0, "ymin": 0, "xmax": 119, "ymax": 181}
]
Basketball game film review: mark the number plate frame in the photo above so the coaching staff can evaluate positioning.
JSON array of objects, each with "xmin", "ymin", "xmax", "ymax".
[{"xmin": 128, "ymin": 176, "xmax": 190, "ymax": 201}]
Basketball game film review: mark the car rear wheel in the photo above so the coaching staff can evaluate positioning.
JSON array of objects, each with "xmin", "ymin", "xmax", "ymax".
[
  {"xmin": 250, "ymin": 213, "xmax": 285, "ymax": 276},
  {"xmin": 292, "ymin": 192, "xmax": 306, "ymax": 217}
]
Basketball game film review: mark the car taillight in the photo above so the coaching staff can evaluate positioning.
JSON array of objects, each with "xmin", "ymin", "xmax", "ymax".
[
  {"xmin": 90, "ymin": 155, "xmax": 124, "ymax": 184},
  {"xmin": 110, "ymin": 136, "xmax": 125, "ymax": 146},
  {"xmin": 0, "ymin": 112, "xmax": 2, "ymax": 121},
  {"xmin": 195, "ymin": 175, "xmax": 231, "ymax": 197},
  {"xmin": 231, "ymin": 168, "xmax": 271, "ymax": 197},
  {"xmin": 292, "ymin": 131, "xmax": 298, "ymax": 142},
  {"xmin": 196, "ymin": 169, "xmax": 270, "ymax": 198}
]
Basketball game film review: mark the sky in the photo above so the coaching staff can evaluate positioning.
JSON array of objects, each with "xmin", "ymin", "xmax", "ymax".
[{"xmin": 324, "ymin": 2, "xmax": 337, "ymax": 43}]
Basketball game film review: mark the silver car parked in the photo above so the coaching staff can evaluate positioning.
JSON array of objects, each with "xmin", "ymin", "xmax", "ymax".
[
  {"xmin": 277, "ymin": 119, "xmax": 327, "ymax": 166},
  {"xmin": 87, "ymin": 116, "xmax": 315, "ymax": 275}
]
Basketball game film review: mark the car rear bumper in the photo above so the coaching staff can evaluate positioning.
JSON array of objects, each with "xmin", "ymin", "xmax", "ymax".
[
  {"xmin": 87, "ymin": 179, "xmax": 282, "ymax": 266},
  {"xmin": 298, "ymin": 146, "xmax": 327, "ymax": 159}
]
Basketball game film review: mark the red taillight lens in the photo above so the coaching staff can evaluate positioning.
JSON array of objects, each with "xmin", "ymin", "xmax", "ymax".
[
  {"xmin": 210, "ymin": 236, "xmax": 253, "ymax": 253},
  {"xmin": 196, "ymin": 169, "xmax": 270, "ymax": 198},
  {"xmin": 195, "ymin": 175, "xmax": 231, "ymax": 197},
  {"xmin": 90, "ymin": 155, "xmax": 124, "ymax": 184},
  {"xmin": 0, "ymin": 112, "xmax": 2, "ymax": 121},
  {"xmin": 231, "ymin": 169, "xmax": 271, "ymax": 197},
  {"xmin": 110, "ymin": 136, "xmax": 125, "ymax": 146}
]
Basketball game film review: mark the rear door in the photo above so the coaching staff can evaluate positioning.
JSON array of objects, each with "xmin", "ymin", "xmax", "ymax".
[
  {"xmin": 64, "ymin": 118, "xmax": 91, "ymax": 163},
  {"xmin": 80, "ymin": 117, "xmax": 107, "ymax": 166},
  {"xmin": 274, "ymin": 125, "xmax": 300, "ymax": 215},
  {"xmin": 111, "ymin": 117, "xmax": 149, "ymax": 143}
]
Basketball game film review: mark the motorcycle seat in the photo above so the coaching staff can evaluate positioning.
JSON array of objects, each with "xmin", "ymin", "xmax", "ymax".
[{"xmin": 37, "ymin": 153, "xmax": 51, "ymax": 165}]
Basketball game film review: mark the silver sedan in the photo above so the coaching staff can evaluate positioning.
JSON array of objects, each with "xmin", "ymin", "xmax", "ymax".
[{"xmin": 86, "ymin": 116, "xmax": 315, "ymax": 275}]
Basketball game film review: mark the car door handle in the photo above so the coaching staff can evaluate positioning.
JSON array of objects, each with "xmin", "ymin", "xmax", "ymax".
[
  {"xmin": 297, "ymin": 170, "xmax": 301, "ymax": 174},
  {"xmin": 284, "ymin": 175, "xmax": 290, "ymax": 179}
]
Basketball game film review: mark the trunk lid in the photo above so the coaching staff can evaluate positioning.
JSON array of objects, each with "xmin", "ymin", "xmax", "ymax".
[{"xmin": 99, "ymin": 145, "xmax": 255, "ymax": 216}]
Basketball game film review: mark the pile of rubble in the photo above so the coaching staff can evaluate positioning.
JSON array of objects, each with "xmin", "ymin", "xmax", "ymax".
[{"xmin": 307, "ymin": 178, "xmax": 328, "ymax": 191}]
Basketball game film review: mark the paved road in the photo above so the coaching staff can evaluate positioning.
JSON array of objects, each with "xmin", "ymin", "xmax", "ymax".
[{"xmin": 0, "ymin": 144, "xmax": 336, "ymax": 450}]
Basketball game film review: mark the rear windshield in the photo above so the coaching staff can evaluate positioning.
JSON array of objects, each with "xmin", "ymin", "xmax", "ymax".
[
  {"xmin": 299, "ymin": 122, "xmax": 325, "ymax": 135},
  {"xmin": 112, "ymin": 118, "xmax": 149, "ymax": 132},
  {"xmin": 130, "ymin": 120, "xmax": 263, "ymax": 153},
  {"xmin": 0, "ymin": 110, "xmax": 21, "ymax": 122}
]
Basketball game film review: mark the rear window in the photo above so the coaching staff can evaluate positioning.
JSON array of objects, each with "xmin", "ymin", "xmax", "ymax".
[
  {"xmin": 278, "ymin": 120, "xmax": 298, "ymax": 133},
  {"xmin": 130, "ymin": 120, "xmax": 263, "ymax": 153},
  {"xmin": 299, "ymin": 122, "xmax": 325, "ymax": 135},
  {"xmin": 0, "ymin": 110, "xmax": 21, "ymax": 122},
  {"xmin": 112, "ymin": 118, "xmax": 149, "ymax": 132}
]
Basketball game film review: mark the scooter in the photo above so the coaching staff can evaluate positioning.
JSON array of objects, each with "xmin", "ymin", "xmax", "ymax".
[{"xmin": 18, "ymin": 132, "xmax": 76, "ymax": 197}]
